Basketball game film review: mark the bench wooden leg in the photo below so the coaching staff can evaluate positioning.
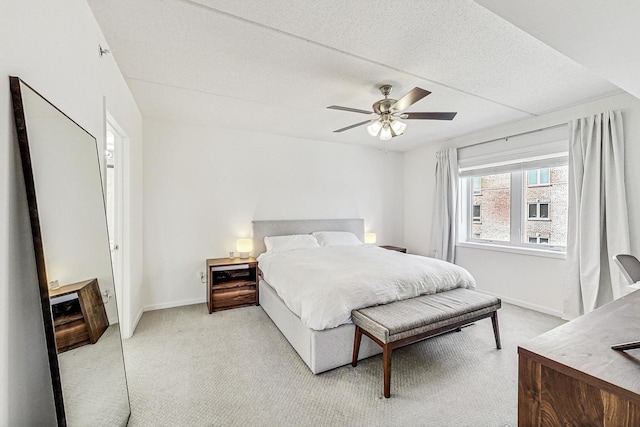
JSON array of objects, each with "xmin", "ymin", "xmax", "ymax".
[
  {"xmin": 352, "ymin": 326, "xmax": 362, "ymax": 367},
  {"xmin": 491, "ymin": 311, "xmax": 502, "ymax": 350},
  {"xmin": 383, "ymin": 344, "xmax": 392, "ymax": 398}
]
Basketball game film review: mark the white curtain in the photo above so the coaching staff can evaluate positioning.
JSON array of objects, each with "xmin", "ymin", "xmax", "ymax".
[
  {"xmin": 564, "ymin": 110, "xmax": 630, "ymax": 320},
  {"xmin": 430, "ymin": 148, "xmax": 458, "ymax": 263}
]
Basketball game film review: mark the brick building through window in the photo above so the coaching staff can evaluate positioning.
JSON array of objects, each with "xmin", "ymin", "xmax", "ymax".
[{"xmin": 470, "ymin": 166, "xmax": 568, "ymax": 247}]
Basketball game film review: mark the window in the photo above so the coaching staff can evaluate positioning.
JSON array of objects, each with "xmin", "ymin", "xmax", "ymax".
[
  {"xmin": 457, "ymin": 125, "xmax": 568, "ymax": 253},
  {"xmin": 461, "ymin": 162, "xmax": 567, "ymax": 251},
  {"xmin": 527, "ymin": 168, "xmax": 550, "ymax": 186},
  {"xmin": 469, "ymin": 172, "xmax": 511, "ymax": 242},
  {"xmin": 473, "ymin": 177, "xmax": 482, "ymax": 194},
  {"xmin": 473, "ymin": 204, "xmax": 481, "ymax": 222},
  {"xmin": 528, "ymin": 235, "xmax": 549, "ymax": 244},
  {"xmin": 528, "ymin": 202, "xmax": 549, "ymax": 220}
]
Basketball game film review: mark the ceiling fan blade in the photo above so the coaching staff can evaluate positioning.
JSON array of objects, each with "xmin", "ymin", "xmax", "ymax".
[
  {"xmin": 390, "ymin": 87, "xmax": 431, "ymax": 113},
  {"xmin": 333, "ymin": 120, "xmax": 372, "ymax": 133},
  {"xmin": 327, "ymin": 105, "xmax": 374, "ymax": 115},
  {"xmin": 402, "ymin": 112, "xmax": 457, "ymax": 120}
]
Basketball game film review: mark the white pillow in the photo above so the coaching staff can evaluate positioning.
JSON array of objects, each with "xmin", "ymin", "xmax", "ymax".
[
  {"xmin": 264, "ymin": 234, "xmax": 319, "ymax": 254},
  {"xmin": 312, "ymin": 231, "xmax": 363, "ymax": 247}
]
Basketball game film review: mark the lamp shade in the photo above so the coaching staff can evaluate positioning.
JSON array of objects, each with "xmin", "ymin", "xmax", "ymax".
[
  {"xmin": 380, "ymin": 124, "xmax": 392, "ymax": 141},
  {"xmin": 236, "ymin": 239, "xmax": 253, "ymax": 258},
  {"xmin": 390, "ymin": 119, "xmax": 407, "ymax": 135},
  {"xmin": 364, "ymin": 232, "xmax": 377, "ymax": 244},
  {"xmin": 367, "ymin": 120, "xmax": 383, "ymax": 137}
]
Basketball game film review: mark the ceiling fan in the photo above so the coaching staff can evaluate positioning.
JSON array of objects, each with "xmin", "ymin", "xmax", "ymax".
[{"xmin": 327, "ymin": 85, "xmax": 457, "ymax": 140}]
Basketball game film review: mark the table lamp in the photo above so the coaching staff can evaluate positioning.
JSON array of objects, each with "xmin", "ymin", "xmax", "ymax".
[{"xmin": 236, "ymin": 239, "xmax": 253, "ymax": 259}]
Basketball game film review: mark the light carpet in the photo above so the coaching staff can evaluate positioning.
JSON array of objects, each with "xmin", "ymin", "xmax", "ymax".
[
  {"xmin": 58, "ymin": 324, "xmax": 130, "ymax": 426},
  {"xmin": 122, "ymin": 303, "xmax": 563, "ymax": 426}
]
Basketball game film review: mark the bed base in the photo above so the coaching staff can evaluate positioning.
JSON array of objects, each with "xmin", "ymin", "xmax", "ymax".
[{"xmin": 259, "ymin": 279, "xmax": 381, "ymax": 374}]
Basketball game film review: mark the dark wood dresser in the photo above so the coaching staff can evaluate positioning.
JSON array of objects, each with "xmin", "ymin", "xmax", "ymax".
[
  {"xmin": 518, "ymin": 290, "xmax": 640, "ymax": 426},
  {"xmin": 49, "ymin": 278, "xmax": 109, "ymax": 353}
]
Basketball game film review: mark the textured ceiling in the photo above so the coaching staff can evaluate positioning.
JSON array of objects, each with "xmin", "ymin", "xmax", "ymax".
[
  {"xmin": 476, "ymin": 0, "xmax": 640, "ymax": 101},
  {"xmin": 88, "ymin": 0, "xmax": 621, "ymax": 152}
]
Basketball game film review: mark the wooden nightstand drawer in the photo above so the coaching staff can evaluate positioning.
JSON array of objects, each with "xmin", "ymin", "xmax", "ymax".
[
  {"xmin": 55, "ymin": 320, "xmax": 90, "ymax": 351},
  {"xmin": 212, "ymin": 287, "xmax": 256, "ymax": 310}
]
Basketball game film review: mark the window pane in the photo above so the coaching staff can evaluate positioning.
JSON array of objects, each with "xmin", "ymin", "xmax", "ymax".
[
  {"xmin": 523, "ymin": 165, "xmax": 568, "ymax": 247},
  {"xmin": 539, "ymin": 203, "xmax": 549, "ymax": 218},
  {"xmin": 528, "ymin": 237, "xmax": 537, "ymax": 243},
  {"xmin": 473, "ymin": 205, "xmax": 481, "ymax": 219},
  {"xmin": 473, "ymin": 177, "xmax": 481, "ymax": 194},
  {"xmin": 527, "ymin": 170, "xmax": 537, "ymax": 185},
  {"xmin": 471, "ymin": 172, "xmax": 510, "ymax": 242},
  {"xmin": 539, "ymin": 168, "xmax": 550, "ymax": 184}
]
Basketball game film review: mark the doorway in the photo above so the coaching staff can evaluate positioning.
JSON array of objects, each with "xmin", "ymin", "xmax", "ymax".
[{"xmin": 105, "ymin": 113, "xmax": 131, "ymax": 338}]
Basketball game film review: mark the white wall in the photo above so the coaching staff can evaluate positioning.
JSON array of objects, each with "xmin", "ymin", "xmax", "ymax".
[
  {"xmin": 405, "ymin": 92, "xmax": 640, "ymax": 316},
  {"xmin": 143, "ymin": 119, "xmax": 404, "ymax": 310},
  {"xmin": 0, "ymin": 1, "xmax": 142, "ymax": 425}
]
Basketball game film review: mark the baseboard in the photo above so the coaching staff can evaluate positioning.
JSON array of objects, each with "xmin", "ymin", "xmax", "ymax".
[
  {"xmin": 475, "ymin": 290, "xmax": 563, "ymax": 318},
  {"xmin": 143, "ymin": 297, "xmax": 205, "ymax": 312}
]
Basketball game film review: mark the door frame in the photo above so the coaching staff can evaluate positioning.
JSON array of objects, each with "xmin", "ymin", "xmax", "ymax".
[{"xmin": 104, "ymin": 107, "xmax": 133, "ymax": 339}]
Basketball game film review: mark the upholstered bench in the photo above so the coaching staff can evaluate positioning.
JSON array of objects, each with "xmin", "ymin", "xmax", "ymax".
[{"xmin": 351, "ymin": 288, "xmax": 502, "ymax": 398}]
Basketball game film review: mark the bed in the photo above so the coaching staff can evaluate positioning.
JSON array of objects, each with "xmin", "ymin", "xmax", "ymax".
[{"xmin": 253, "ymin": 218, "xmax": 475, "ymax": 374}]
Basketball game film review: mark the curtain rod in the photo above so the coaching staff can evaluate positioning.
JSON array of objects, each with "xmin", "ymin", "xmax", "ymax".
[{"xmin": 461, "ymin": 123, "xmax": 567, "ymax": 149}]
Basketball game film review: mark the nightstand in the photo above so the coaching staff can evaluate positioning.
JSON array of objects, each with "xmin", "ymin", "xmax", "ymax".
[
  {"xmin": 380, "ymin": 245, "xmax": 407, "ymax": 253},
  {"xmin": 49, "ymin": 278, "xmax": 109, "ymax": 352},
  {"xmin": 206, "ymin": 257, "xmax": 258, "ymax": 313}
]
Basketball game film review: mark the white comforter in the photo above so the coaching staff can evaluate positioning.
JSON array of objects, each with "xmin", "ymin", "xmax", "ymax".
[{"xmin": 258, "ymin": 246, "xmax": 476, "ymax": 331}]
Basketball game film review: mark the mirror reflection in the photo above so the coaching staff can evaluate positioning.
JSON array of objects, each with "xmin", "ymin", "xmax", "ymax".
[{"xmin": 12, "ymin": 78, "xmax": 130, "ymax": 426}]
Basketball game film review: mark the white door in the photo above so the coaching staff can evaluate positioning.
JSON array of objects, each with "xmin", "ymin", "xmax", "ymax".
[{"xmin": 105, "ymin": 117, "xmax": 129, "ymax": 335}]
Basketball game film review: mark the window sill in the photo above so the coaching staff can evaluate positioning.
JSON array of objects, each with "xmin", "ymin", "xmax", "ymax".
[{"xmin": 456, "ymin": 241, "xmax": 567, "ymax": 259}]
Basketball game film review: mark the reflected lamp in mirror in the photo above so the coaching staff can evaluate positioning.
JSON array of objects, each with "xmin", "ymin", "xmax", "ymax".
[
  {"xmin": 365, "ymin": 232, "xmax": 377, "ymax": 244},
  {"xmin": 236, "ymin": 239, "xmax": 253, "ymax": 259}
]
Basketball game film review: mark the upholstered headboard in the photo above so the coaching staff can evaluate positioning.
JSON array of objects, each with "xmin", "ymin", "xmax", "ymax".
[{"xmin": 252, "ymin": 218, "xmax": 365, "ymax": 257}]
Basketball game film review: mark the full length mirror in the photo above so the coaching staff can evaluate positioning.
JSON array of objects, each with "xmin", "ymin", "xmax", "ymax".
[{"xmin": 10, "ymin": 77, "xmax": 130, "ymax": 426}]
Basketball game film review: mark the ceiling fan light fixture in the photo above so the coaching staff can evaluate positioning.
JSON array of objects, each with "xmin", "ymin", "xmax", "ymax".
[
  {"xmin": 328, "ymin": 85, "xmax": 457, "ymax": 140},
  {"xmin": 367, "ymin": 120, "xmax": 383, "ymax": 137},
  {"xmin": 390, "ymin": 119, "xmax": 407, "ymax": 135},
  {"xmin": 380, "ymin": 124, "xmax": 392, "ymax": 141}
]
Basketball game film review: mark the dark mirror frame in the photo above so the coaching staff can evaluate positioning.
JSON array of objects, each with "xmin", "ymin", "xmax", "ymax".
[
  {"xmin": 10, "ymin": 76, "xmax": 67, "ymax": 425},
  {"xmin": 10, "ymin": 76, "xmax": 131, "ymax": 426}
]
